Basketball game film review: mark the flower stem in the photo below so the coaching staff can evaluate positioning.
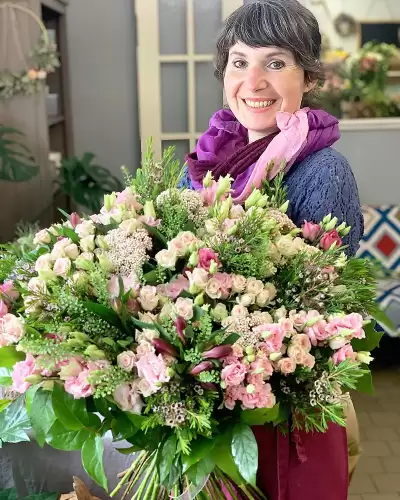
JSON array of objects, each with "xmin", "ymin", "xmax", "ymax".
[
  {"xmin": 132, "ymin": 452, "xmax": 158, "ymax": 500},
  {"xmin": 110, "ymin": 451, "xmax": 147, "ymax": 497},
  {"xmin": 122, "ymin": 451, "xmax": 152, "ymax": 500}
]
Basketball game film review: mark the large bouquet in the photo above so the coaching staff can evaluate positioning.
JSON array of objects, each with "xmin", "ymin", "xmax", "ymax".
[{"xmin": 0, "ymin": 144, "xmax": 383, "ymax": 499}]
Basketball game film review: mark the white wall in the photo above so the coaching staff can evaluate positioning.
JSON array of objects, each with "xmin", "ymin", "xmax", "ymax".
[
  {"xmin": 302, "ymin": 0, "xmax": 400, "ymax": 53},
  {"xmin": 66, "ymin": 0, "xmax": 140, "ymax": 179}
]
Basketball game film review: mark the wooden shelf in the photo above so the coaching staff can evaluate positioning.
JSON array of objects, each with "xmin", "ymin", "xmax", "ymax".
[{"xmin": 48, "ymin": 115, "xmax": 65, "ymax": 127}]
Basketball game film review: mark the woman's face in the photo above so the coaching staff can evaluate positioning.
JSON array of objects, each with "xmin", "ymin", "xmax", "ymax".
[{"xmin": 224, "ymin": 42, "xmax": 316, "ymax": 142}]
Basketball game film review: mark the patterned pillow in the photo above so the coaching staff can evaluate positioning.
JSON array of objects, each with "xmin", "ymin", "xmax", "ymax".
[{"xmin": 357, "ymin": 205, "xmax": 400, "ymax": 271}]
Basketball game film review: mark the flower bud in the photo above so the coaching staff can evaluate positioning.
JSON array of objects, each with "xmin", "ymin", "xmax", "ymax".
[
  {"xmin": 143, "ymin": 200, "xmax": 156, "ymax": 218},
  {"xmin": 216, "ymin": 175, "xmax": 232, "ymax": 200},
  {"xmin": 356, "ymin": 351, "xmax": 373, "ymax": 365},
  {"xmin": 175, "ymin": 317, "xmax": 187, "ymax": 344},
  {"xmin": 247, "ymin": 354, "xmax": 256, "ymax": 362},
  {"xmin": 342, "ymin": 226, "xmax": 351, "ymax": 236},
  {"xmin": 202, "ymin": 345, "xmax": 232, "ymax": 359},
  {"xmin": 188, "ymin": 252, "xmax": 199, "ymax": 267},
  {"xmin": 324, "ymin": 217, "xmax": 338, "ymax": 231},
  {"xmin": 190, "ymin": 361, "xmax": 213, "ymax": 376},
  {"xmin": 201, "ymin": 382, "xmax": 218, "ymax": 392},
  {"xmin": 24, "ymin": 374, "xmax": 43, "ymax": 384},
  {"xmin": 104, "ymin": 193, "xmax": 116, "ymax": 212},
  {"xmin": 70, "ymin": 331, "xmax": 90, "ymax": 342},
  {"xmin": 194, "ymin": 293, "xmax": 204, "ymax": 306},
  {"xmin": 70, "ymin": 213, "xmax": 81, "ymax": 228},
  {"xmin": 203, "ymin": 171, "xmax": 213, "ymax": 188},
  {"xmin": 209, "ymin": 260, "xmax": 218, "ymax": 275},
  {"xmin": 98, "ymin": 255, "xmax": 114, "ymax": 272},
  {"xmin": 270, "ymin": 352, "xmax": 283, "ymax": 362},
  {"xmin": 246, "ymin": 384, "xmax": 256, "ymax": 394},
  {"xmin": 279, "ymin": 200, "xmax": 289, "ymax": 214},
  {"xmin": 153, "ymin": 338, "xmax": 178, "ymax": 357},
  {"xmin": 95, "ymin": 235, "xmax": 109, "ymax": 250},
  {"xmin": 245, "ymin": 189, "xmax": 262, "ymax": 210}
]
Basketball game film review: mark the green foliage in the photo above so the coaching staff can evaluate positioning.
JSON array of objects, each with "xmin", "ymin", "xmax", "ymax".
[
  {"xmin": 0, "ymin": 489, "xmax": 58, "ymax": 500},
  {"xmin": 0, "ymin": 346, "xmax": 26, "ymax": 368},
  {"xmin": 0, "ymin": 398, "xmax": 30, "ymax": 446},
  {"xmin": 231, "ymin": 424, "xmax": 258, "ymax": 487},
  {"xmin": 57, "ymin": 152, "xmax": 123, "ymax": 213},
  {"xmin": 52, "ymin": 382, "xmax": 90, "ymax": 430},
  {"xmin": 30, "ymin": 388, "xmax": 57, "ymax": 447},
  {"xmin": 240, "ymin": 404, "xmax": 281, "ymax": 426},
  {"xmin": 0, "ymin": 125, "xmax": 39, "ymax": 182},
  {"xmin": 81, "ymin": 434, "xmax": 108, "ymax": 491},
  {"xmin": 157, "ymin": 434, "xmax": 177, "ymax": 486},
  {"xmin": 260, "ymin": 169, "xmax": 288, "ymax": 208}
]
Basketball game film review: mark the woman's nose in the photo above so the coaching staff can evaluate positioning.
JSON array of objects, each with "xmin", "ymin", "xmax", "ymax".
[{"xmin": 246, "ymin": 66, "xmax": 268, "ymax": 92}]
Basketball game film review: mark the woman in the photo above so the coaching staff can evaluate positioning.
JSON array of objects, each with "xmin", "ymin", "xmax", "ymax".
[{"xmin": 182, "ymin": 1, "xmax": 363, "ymax": 499}]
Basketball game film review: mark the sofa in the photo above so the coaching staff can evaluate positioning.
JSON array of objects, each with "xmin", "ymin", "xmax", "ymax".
[{"xmin": 357, "ymin": 204, "xmax": 400, "ymax": 335}]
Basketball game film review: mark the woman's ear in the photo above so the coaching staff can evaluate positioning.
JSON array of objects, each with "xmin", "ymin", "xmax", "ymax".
[{"xmin": 304, "ymin": 79, "xmax": 318, "ymax": 93}]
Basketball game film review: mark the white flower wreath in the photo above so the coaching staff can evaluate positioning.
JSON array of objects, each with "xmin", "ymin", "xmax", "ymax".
[{"xmin": 0, "ymin": 2, "xmax": 60, "ymax": 100}]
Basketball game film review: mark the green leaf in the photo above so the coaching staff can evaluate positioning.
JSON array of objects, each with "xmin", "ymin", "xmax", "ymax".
[
  {"xmin": 46, "ymin": 420, "xmax": 91, "ymax": 451},
  {"xmin": 25, "ymin": 384, "xmax": 41, "ymax": 415},
  {"xmin": 157, "ymin": 434, "xmax": 177, "ymax": 486},
  {"xmin": 130, "ymin": 316, "xmax": 160, "ymax": 332},
  {"xmin": 371, "ymin": 308, "xmax": 396, "ymax": 333},
  {"xmin": 30, "ymin": 388, "xmax": 57, "ymax": 447},
  {"xmin": 355, "ymin": 367, "xmax": 374, "ymax": 394},
  {"xmin": 0, "ymin": 124, "xmax": 39, "ymax": 182},
  {"xmin": 82, "ymin": 302, "xmax": 123, "ymax": 330},
  {"xmin": 221, "ymin": 333, "xmax": 240, "ymax": 345},
  {"xmin": 0, "ymin": 488, "xmax": 17, "ymax": 500},
  {"xmin": 142, "ymin": 223, "xmax": 167, "ymax": 246},
  {"xmin": 81, "ymin": 434, "xmax": 108, "ymax": 490},
  {"xmin": 231, "ymin": 423, "xmax": 258, "ymax": 487},
  {"xmin": 185, "ymin": 455, "xmax": 215, "ymax": 487},
  {"xmin": 0, "ymin": 367, "xmax": 12, "ymax": 386},
  {"xmin": 0, "ymin": 346, "xmax": 25, "ymax": 368},
  {"xmin": 52, "ymin": 383, "xmax": 90, "ymax": 430},
  {"xmin": 115, "ymin": 445, "xmax": 141, "ymax": 455},
  {"xmin": 111, "ymin": 412, "xmax": 139, "ymax": 441},
  {"xmin": 352, "ymin": 321, "xmax": 383, "ymax": 352},
  {"xmin": 143, "ymin": 269, "xmax": 161, "ymax": 285},
  {"xmin": 0, "ymin": 399, "xmax": 11, "ymax": 412},
  {"xmin": 58, "ymin": 207, "xmax": 71, "ymax": 220},
  {"xmin": 23, "ymin": 494, "xmax": 58, "ymax": 500},
  {"xmin": 213, "ymin": 430, "xmax": 244, "ymax": 485},
  {"xmin": 125, "ymin": 412, "xmax": 147, "ymax": 427},
  {"xmin": 62, "ymin": 226, "xmax": 80, "ymax": 244},
  {"xmin": 240, "ymin": 404, "xmax": 281, "ymax": 426},
  {"xmin": 128, "ymin": 428, "xmax": 163, "ymax": 451},
  {"xmin": 0, "ymin": 398, "xmax": 30, "ymax": 445},
  {"xmin": 182, "ymin": 437, "xmax": 216, "ymax": 473}
]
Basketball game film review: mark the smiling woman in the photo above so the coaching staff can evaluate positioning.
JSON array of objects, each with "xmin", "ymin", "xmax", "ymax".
[{"xmin": 182, "ymin": 1, "xmax": 364, "ymax": 499}]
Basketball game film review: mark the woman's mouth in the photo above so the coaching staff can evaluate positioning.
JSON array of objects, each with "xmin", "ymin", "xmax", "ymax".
[{"xmin": 243, "ymin": 99, "xmax": 277, "ymax": 109}]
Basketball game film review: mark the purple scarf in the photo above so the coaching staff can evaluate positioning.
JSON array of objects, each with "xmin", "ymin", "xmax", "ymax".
[{"xmin": 186, "ymin": 108, "xmax": 340, "ymax": 197}]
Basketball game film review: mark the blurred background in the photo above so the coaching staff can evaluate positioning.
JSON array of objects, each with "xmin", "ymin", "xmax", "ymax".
[{"xmin": 0, "ymin": 1, "xmax": 399, "ymax": 498}]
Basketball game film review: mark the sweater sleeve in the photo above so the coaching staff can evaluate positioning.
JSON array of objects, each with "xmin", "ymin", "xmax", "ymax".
[{"xmin": 285, "ymin": 149, "xmax": 364, "ymax": 256}]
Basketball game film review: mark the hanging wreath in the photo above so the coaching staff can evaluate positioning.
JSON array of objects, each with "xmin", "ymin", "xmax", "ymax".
[
  {"xmin": 0, "ymin": 2, "xmax": 60, "ymax": 100},
  {"xmin": 334, "ymin": 13, "xmax": 357, "ymax": 38}
]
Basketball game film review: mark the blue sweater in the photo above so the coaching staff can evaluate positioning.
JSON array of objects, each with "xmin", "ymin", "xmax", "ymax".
[{"xmin": 180, "ymin": 147, "xmax": 364, "ymax": 256}]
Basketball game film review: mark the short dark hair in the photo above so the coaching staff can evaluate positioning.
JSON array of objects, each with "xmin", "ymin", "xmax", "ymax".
[{"xmin": 215, "ymin": 0, "xmax": 324, "ymax": 89}]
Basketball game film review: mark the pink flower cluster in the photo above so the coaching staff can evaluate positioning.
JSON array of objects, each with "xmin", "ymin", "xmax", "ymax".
[
  {"xmin": 0, "ymin": 281, "xmax": 19, "ymax": 319},
  {"xmin": 0, "ymin": 313, "xmax": 24, "ymax": 347},
  {"xmin": 302, "ymin": 222, "xmax": 342, "ymax": 250}
]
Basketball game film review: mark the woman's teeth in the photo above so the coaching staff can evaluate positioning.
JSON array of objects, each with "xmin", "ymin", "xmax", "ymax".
[{"xmin": 244, "ymin": 99, "xmax": 275, "ymax": 108}]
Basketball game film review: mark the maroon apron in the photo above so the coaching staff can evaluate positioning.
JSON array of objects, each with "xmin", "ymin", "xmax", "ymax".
[{"xmin": 252, "ymin": 423, "xmax": 349, "ymax": 500}]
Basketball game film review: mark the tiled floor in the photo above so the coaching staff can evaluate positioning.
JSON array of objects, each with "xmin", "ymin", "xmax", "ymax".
[{"xmin": 348, "ymin": 369, "xmax": 400, "ymax": 500}]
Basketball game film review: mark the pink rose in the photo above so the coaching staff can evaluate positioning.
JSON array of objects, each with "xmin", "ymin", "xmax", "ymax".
[
  {"xmin": 0, "ymin": 314, "xmax": 25, "ymax": 345},
  {"xmin": 320, "ymin": 230, "xmax": 342, "ymax": 250},
  {"xmin": 332, "ymin": 344, "xmax": 356, "ymax": 365},
  {"xmin": 279, "ymin": 318, "xmax": 294, "ymax": 334},
  {"xmin": 326, "ymin": 313, "xmax": 365, "ymax": 340},
  {"xmin": 168, "ymin": 238, "xmax": 187, "ymax": 257},
  {"xmin": 255, "ymin": 324, "xmax": 285, "ymax": 354},
  {"xmin": 302, "ymin": 353, "xmax": 316, "ymax": 369},
  {"xmin": 289, "ymin": 310, "xmax": 307, "ymax": 330},
  {"xmin": 155, "ymin": 249, "xmax": 177, "ymax": 269},
  {"xmin": 277, "ymin": 357, "xmax": 296, "ymax": 375},
  {"xmin": 224, "ymin": 385, "xmax": 242, "ymax": 410},
  {"xmin": 136, "ymin": 341, "xmax": 155, "ymax": 357},
  {"xmin": 213, "ymin": 273, "xmax": 233, "ymax": 299},
  {"xmin": 231, "ymin": 304, "xmax": 248, "ymax": 318},
  {"xmin": 70, "ymin": 212, "xmax": 81, "ymax": 228},
  {"xmin": 157, "ymin": 275, "xmax": 189, "ymax": 299},
  {"xmin": 221, "ymin": 362, "xmax": 248, "ymax": 387},
  {"xmin": 117, "ymin": 351, "xmax": 137, "ymax": 371},
  {"xmin": 0, "ymin": 300, "xmax": 8, "ymax": 317},
  {"xmin": 186, "ymin": 268, "xmax": 209, "ymax": 290},
  {"xmin": 136, "ymin": 352, "xmax": 170, "ymax": 392},
  {"xmin": 178, "ymin": 231, "xmax": 199, "ymax": 249},
  {"xmin": 0, "ymin": 281, "xmax": 19, "ymax": 303},
  {"xmin": 302, "ymin": 221, "xmax": 321, "ymax": 242},
  {"xmin": 65, "ymin": 369, "xmax": 94, "ymax": 398},
  {"xmin": 33, "ymin": 229, "xmax": 52, "ymax": 245},
  {"xmin": 113, "ymin": 383, "xmax": 144, "ymax": 413},
  {"xmin": 205, "ymin": 278, "xmax": 223, "ymax": 299},
  {"xmin": 290, "ymin": 334, "xmax": 311, "ymax": 352},
  {"xmin": 231, "ymin": 275, "xmax": 247, "ymax": 294},
  {"xmin": 287, "ymin": 344, "xmax": 306, "ymax": 364},
  {"xmin": 198, "ymin": 248, "xmax": 220, "ymax": 272},
  {"xmin": 12, "ymin": 354, "xmax": 41, "ymax": 393},
  {"xmin": 175, "ymin": 297, "xmax": 194, "ymax": 320},
  {"xmin": 240, "ymin": 383, "xmax": 275, "ymax": 410},
  {"xmin": 34, "ymin": 254, "xmax": 53, "ymax": 273},
  {"xmin": 53, "ymin": 257, "xmax": 71, "ymax": 277},
  {"xmin": 250, "ymin": 357, "xmax": 273, "ymax": 379}
]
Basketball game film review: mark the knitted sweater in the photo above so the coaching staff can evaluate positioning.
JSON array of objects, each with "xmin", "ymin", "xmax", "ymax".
[{"xmin": 180, "ymin": 146, "xmax": 364, "ymax": 256}]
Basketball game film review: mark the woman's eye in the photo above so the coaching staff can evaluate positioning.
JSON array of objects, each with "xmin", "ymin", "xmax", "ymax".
[
  {"xmin": 268, "ymin": 60, "xmax": 285, "ymax": 70},
  {"xmin": 233, "ymin": 59, "xmax": 247, "ymax": 69}
]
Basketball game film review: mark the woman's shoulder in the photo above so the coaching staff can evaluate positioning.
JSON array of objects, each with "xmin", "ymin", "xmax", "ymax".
[{"xmin": 291, "ymin": 147, "xmax": 354, "ymax": 180}]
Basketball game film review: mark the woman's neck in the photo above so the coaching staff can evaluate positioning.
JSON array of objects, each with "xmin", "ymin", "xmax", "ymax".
[{"xmin": 248, "ymin": 127, "xmax": 279, "ymax": 143}]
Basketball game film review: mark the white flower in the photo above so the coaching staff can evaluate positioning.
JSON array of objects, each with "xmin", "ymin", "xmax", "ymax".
[
  {"xmin": 138, "ymin": 286, "xmax": 159, "ymax": 312},
  {"xmin": 237, "ymin": 293, "xmax": 255, "ymax": 307},
  {"xmin": 117, "ymin": 351, "xmax": 137, "ymax": 371},
  {"xmin": 35, "ymin": 253, "xmax": 53, "ymax": 273},
  {"xmin": 356, "ymin": 351, "xmax": 373, "ymax": 364},
  {"xmin": 329, "ymin": 336, "xmax": 348, "ymax": 350},
  {"xmin": 120, "ymin": 218, "xmax": 141, "ymax": 234},
  {"xmin": 231, "ymin": 275, "xmax": 247, "ymax": 294},
  {"xmin": 33, "ymin": 229, "xmax": 51, "ymax": 245},
  {"xmin": 175, "ymin": 297, "xmax": 194, "ymax": 320},
  {"xmin": 64, "ymin": 243, "xmax": 80, "ymax": 260},
  {"xmin": 75, "ymin": 220, "xmax": 95, "ymax": 238},
  {"xmin": 246, "ymin": 278, "xmax": 264, "ymax": 296},
  {"xmin": 27, "ymin": 278, "xmax": 48, "ymax": 294},
  {"xmin": 275, "ymin": 235, "xmax": 299, "ymax": 258},
  {"xmin": 155, "ymin": 249, "xmax": 177, "ymax": 269},
  {"xmin": 53, "ymin": 257, "xmax": 72, "ymax": 277},
  {"xmin": 256, "ymin": 290, "xmax": 272, "ymax": 307},
  {"xmin": 231, "ymin": 304, "xmax": 248, "ymax": 318},
  {"xmin": 80, "ymin": 235, "xmax": 95, "ymax": 253}
]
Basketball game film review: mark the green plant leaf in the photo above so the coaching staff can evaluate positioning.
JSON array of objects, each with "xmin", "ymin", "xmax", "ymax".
[
  {"xmin": 371, "ymin": 308, "xmax": 396, "ymax": 332},
  {"xmin": 58, "ymin": 207, "xmax": 71, "ymax": 220},
  {"xmin": 221, "ymin": 333, "xmax": 240, "ymax": 345},
  {"xmin": 142, "ymin": 223, "xmax": 167, "ymax": 246},
  {"xmin": 30, "ymin": 388, "xmax": 57, "ymax": 447},
  {"xmin": 25, "ymin": 384, "xmax": 41, "ymax": 415},
  {"xmin": 0, "ymin": 346, "xmax": 25, "ymax": 368},
  {"xmin": 128, "ymin": 427, "xmax": 163, "ymax": 451},
  {"xmin": 82, "ymin": 302, "xmax": 123, "ymax": 330},
  {"xmin": 157, "ymin": 434, "xmax": 177, "ymax": 486},
  {"xmin": 231, "ymin": 423, "xmax": 258, "ymax": 487},
  {"xmin": 0, "ymin": 366, "xmax": 12, "ymax": 386},
  {"xmin": 111, "ymin": 412, "xmax": 139, "ymax": 441},
  {"xmin": 0, "ymin": 488, "xmax": 17, "ymax": 500},
  {"xmin": 182, "ymin": 437, "xmax": 216, "ymax": 473},
  {"xmin": 213, "ymin": 430, "xmax": 244, "ymax": 485},
  {"xmin": 0, "ymin": 398, "xmax": 30, "ymax": 446},
  {"xmin": 0, "ymin": 399, "xmax": 11, "ymax": 412},
  {"xmin": 52, "ymin": 383, "xmax": 90, "ymax": 430},
  {"xmin": 355, "ymin": 367, "xmax": 374, "ymax": 394},
  {"xmin": 115, "ymin": 445, "xmax": 141, "ymax": 455},
  {"xmin": 130, "ymin": 316, "xmax": 160, "ymax": 332},
  {"xmin": 0, "ymin": 125, "xmax": 39, "ymax": 182},
  {"xmin": 23, "ymin": 494, "xmax": 58, "ymax": 500},
  {"xmin": 46, "ymin": 420, "xmax": 91, "ymax": 451},
  {"xmin": 352, "ymin": 321, "xmax": 383, "ymax": 352},
  {"xmin": 240, "ymin": 404, "xmax": 281, "ymax": 426},
  {"xmin": 185, "ymin": 455, "xmax": 215, "ymax": 487},
  {"xmin": 81, "ymin": 434, "xmax": 108, "ymax": 490},
  {"xmin": 62, "ymin": 227, "xmax": 80, "ymax": 244}
]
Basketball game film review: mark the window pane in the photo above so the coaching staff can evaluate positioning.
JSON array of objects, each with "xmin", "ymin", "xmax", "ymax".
[
  {"xmin": 159, "ymin": 0, "xmax": 187, "ymax": 55},
  {"xmin": 162, "ymin": 140, "xmax": 190, "ymax": 166},
  {"xmin": 161, "ymin": 63, "xmax": 188, "ymax": 133},
  {"xmin": 194, "ymin": 0, "xmax": 222, "ymax": 54},
  {"xmin": 195, "ymin": 62, "xmax": 223, "ymax": 132}
]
